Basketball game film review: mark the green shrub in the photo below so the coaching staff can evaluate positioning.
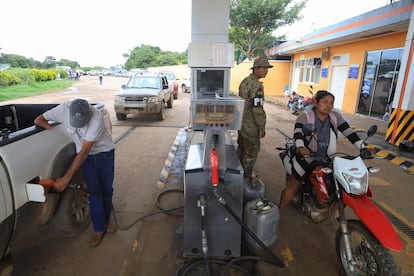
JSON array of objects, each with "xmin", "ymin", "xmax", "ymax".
[
  {"xmin": 5, "ymin": 68, "xmax": 36, "ymax": 84},
  {"xmin": 53, "ymin": 68, "xmax": 68, "ymax": 79},
  {"xmin": 0, "ymin": 71, "xmax": 20, "ymax": 86},
  {"xmin": 29, "ymin": 68, "xmax": 57, "ymax": 81}
]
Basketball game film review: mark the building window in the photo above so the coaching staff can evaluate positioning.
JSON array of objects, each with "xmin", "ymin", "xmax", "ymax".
[{"xmin": 295, "ymin": 58, "xmax": 321, "ymax": 84}]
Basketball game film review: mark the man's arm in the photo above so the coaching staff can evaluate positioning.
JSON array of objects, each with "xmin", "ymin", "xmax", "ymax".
[
  {"xmin": 34, "ymin": 114, "xmax": 53, "ymax": 130},
  {"xmin": 53, "ymin": 140, "xmax": 94, "ymax": 192}
]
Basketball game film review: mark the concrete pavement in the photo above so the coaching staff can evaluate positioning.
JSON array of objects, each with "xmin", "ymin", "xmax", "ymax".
[{"xmin": 265, "ymin": 95, "xmax": 414, "ymax": 175}]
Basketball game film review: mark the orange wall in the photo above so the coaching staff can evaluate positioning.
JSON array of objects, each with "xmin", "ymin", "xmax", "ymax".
[
  {"xmin": 290, "ymin": 32, "xmax": 406, "ymax": 113},
  {"xmin": 230, "ymin": 60, "xmax": 291, "ymax": 96}
]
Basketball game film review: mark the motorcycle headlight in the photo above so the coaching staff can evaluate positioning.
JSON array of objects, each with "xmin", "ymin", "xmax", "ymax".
[
  {"xmin": 342, "ymin": 172, "xmax": 368, "ymax": 195},
  {"xmin": 115, "ymin": 96, "xmax": 125, "ymax": 104},
  {"xmin": 147, "ymin": 96, "xmax": 159, "ymax": 103}
]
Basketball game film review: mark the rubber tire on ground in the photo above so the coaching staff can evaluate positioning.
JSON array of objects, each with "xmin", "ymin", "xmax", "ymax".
[
  {"xmin": 167, "ymin": 95, "xmax": 173, "ymax": 108},
  {"xmin": 335, "ymin": 220, "xmax": 399, "ymax": 276},
  {"xmin": 157, "ymin": 102, "xmax": 166, "ymax": 120},
  {"xmin": 289, "ymin": 106, "xmax": 297, "ymax": 114},
  {"xmin": 116, "ymin": 112, "xmax": 127, "ymax": 120},
  {"xmin": 52, "ymin": 181, "xmax": 90, "ymax": 236}
]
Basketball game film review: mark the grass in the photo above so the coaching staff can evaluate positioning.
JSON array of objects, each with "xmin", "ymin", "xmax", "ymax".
[{"xmin": 0, "ymin": 79, "xmax": 76, "ymax": 102}]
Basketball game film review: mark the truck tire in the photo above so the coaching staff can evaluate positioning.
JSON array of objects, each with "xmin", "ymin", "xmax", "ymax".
[
  {"xmin": 52, "ymin": 180, "xmax": 90, "ymax": 236},
  {"xmin": 181, "ymin": 84, "xmax": 187, "ymax": 93},
  {"xmin": 167, "ymin": 95, "xmax": 173, "ymax": 108},
  {"xmin": 116, "ymin": 112, "xmax": 127, "ymax": 120},
  {"xmin": 157, "ymin": 102, "xmax": 165, "ymax": 120}
]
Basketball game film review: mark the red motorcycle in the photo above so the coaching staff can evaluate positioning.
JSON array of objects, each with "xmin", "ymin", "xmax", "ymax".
[
  {"xmin": 288, "ymin": 85, "xmax": 314, "ymax": 114},
  {"xmin": 277, "ymin": 125, "xmax": 403, "ymax": 275}
]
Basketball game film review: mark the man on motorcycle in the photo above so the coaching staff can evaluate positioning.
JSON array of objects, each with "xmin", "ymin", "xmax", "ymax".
[
  {"xmin": 278, "ymin": 90, "xmax": 374, "ymax": 213},
  {"xmin": 287, "ymin": 91, "xmax": 298, "ymax": 107}
]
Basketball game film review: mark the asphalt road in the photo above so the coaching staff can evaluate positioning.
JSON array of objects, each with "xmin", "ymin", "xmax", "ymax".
[{"xmin": 1, "ymin": 76, "xmax": 413, "ymax": 275}]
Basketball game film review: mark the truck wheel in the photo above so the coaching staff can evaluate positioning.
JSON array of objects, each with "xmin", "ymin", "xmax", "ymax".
[
  {"xmin": 52, "ymin": 181, "xmax": 90, "ymax": 235},
  {"xmin": 157, "ymin": 103, "xmax": 166, "ymax": 120},
  {"xmin": 116, "ymin": 112, "xmax": 127, "ymax": 120},
  {"xmin": 167, "ymin": 95, "xmax": 173, "ymax": 108}
]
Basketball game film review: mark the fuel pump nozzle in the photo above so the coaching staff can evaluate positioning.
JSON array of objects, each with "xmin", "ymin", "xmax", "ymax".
[
  {"xmin": 198, "ymin": 194, "xmax": 208, "ymax": 256},
  {"xmin": 198, "ymin": 193, "xmax": 211, "ymax": 274},
  {"xmin": 210, "ymin": 149, "xmax": 219, "ymax": 186},
  {"xmin": 210, "ymin": 134, "xmax": 219, "ymax": 186}
]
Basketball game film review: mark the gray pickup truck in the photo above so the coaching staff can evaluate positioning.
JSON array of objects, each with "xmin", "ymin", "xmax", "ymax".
[
  {"xmin": 0, "ymin": 103, "xmax": 106, "ymax": 261},
  {"xmin": 114, "ymin": 73, "xmax": 173, "ymax": 121}
]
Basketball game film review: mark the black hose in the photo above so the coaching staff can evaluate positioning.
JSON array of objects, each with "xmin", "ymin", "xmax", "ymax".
[
  {"xmin": 71, "ymin": 185, "xmax": 185, "ymax": 231},
  {"xmin": 213, "ymin": 189, "xmax": 285, "ymax": 269},
  {"xmin": 112, "ymin": 188, "xmax": 184, "ymax": 231},
  {"xmin": 155, "ymin": 188, "xmax": 185, "ymax": 216},
  {"xmin": 222, "ymin": 256, "xmax": 280, "ymax": 276},
  {"xmin": 176, "ymin": 259, "xmax": 250, "ymax": 276}
]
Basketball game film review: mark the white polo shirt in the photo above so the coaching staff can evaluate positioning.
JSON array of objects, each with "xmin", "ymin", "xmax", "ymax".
[{"xmin": 43, "ymin": 101, "xmax": 115, "ymax": 154}]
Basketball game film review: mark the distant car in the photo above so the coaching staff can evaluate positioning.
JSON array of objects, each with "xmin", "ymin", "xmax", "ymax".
[
  {"xmin": 114, "ymin": 74, "xmax": 173, "ymax": 121},
  {"xmin": 159, "ymin": 71, "xmax": 179, "ymax": 99},
  {"xmin": 180, "ymin": 75, "xmax": 191, "ymax": 93}
]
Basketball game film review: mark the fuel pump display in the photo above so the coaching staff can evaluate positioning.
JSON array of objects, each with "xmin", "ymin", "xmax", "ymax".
[{"xmin": 191, "ymin": 98, "xmax": 244, "ymax": 130}]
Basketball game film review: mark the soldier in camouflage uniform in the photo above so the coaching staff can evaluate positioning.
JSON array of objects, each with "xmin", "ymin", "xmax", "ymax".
[{"xmin": 237, "ymin": 57, "xmax": 273, "ymax": 180}]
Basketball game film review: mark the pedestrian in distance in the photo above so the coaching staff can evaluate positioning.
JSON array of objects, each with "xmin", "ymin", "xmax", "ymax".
[
  {"xmin": 34, "ymin": 99, "xmax": 116, "ymax": 247},
  {"xmin": 237, "ymin": 57, "xmax": 273, "ymax": 182},
  {"xmin": 99, "ymin": 73, "xmax": 103, "ymax": 85}
]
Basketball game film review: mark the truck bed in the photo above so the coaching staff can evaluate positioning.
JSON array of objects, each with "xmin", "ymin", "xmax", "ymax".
[{"xmin": 0, "ymin": 104, "xmax": 59, "ymax": 146}]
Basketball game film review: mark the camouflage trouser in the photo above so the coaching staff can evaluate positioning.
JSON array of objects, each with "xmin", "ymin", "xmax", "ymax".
[{"xmin": 237, "ymin": 134, "xmax": 261, "ymax": 179}]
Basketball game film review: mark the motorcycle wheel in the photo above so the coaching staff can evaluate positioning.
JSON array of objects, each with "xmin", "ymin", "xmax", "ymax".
[
  {"xmin": 289, "ymin": 106, "xmax": 297, "ymax": 114},
  {"xmin": 335, "ymin": 220, "xmax": 399, "ymax": 276}
]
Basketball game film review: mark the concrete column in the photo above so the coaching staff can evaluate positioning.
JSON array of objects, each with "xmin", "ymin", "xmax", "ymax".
[{"xmin": 386, "ymin": 6, "xmax": 414, "ymax": 145}]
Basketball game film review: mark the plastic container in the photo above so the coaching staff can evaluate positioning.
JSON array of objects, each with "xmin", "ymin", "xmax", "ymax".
[
  {"xmin": 243, "ymin": 177, "xmax": 265, "ymax": 203},
  {"xmin": 243, "ymin": 199, "xmax": 280, "ymax": 249}
]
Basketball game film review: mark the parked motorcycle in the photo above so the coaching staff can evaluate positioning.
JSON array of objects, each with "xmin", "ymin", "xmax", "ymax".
[
  {"xmin": 276, "ymin": 124, "xmax": 403, "ymax": 275},
  {"xmin": 288, "ymin": 86, "xmax": 314, "ymax": 114}
]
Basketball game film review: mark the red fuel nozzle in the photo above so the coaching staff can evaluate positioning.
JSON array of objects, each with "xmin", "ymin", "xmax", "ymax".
[
  {"xmin": 210, "ymin": 149, "xmax": 219, "ymax": 186},
  {"xmin": 39, "ymin": 179, "xmax": 55, "ymax": 193}
]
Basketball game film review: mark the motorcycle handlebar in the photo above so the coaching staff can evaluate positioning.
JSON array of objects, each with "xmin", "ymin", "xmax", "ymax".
[{"xmin": 360, "ymin": 148, "xmax": 373, "ymax": 159}]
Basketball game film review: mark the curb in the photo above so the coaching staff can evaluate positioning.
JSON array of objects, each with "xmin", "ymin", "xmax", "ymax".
[
  {"xmin": 368, "ymin": 144, "xmax": 414, "ymax": 174},
  {"xmin": 157, "ymin": 127, "xmax": 187, "ymax": 189}
]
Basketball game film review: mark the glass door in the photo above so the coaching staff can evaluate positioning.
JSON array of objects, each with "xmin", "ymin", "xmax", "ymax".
[{"xmin": 358, "ymin": 48, "xmax": 403, "ymax": 119}]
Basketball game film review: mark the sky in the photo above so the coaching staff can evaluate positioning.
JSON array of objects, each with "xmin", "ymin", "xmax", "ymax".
[{"xmin": 0, "ymin": 0, "xmax": 392, "ymax": 68}]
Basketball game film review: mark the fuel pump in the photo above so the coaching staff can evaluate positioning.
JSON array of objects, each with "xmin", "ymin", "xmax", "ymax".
[
  {"xmin": 182, "ymin": 63, "xmax": 246, "ymax": 258},
  {"xmin": 182, "ymin": 0, "xmax": 282, "ymax": 267}
]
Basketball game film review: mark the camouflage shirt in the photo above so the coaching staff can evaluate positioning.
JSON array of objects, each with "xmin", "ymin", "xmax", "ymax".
[{"xmin": 238, "ymin": 73, "xmax": 266, "ymax": 138}]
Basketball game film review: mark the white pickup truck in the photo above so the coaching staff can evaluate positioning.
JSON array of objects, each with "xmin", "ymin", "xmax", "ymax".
[
  {"xmin": 179, "ymin": 75, "xmax": 191, "ymax": 93},
  {"xmin": 0, "ymin": 103, "xmax": 98, "ymax": 261}
]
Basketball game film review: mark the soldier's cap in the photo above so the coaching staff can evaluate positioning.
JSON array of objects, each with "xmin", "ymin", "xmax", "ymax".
[
  {"xmin": 70, "ymin": 99, "xmax": 92, "ymax": 128},
  {"xmin": 250, "ymin": 57, "xmax": 274, "ymax": 69}
]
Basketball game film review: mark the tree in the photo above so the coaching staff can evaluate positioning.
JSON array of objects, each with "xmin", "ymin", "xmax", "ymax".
[
  {"xmin": 58, "ymin": 59, "xmax": 80, "ymax": 69},
  {"xmin": 124, "ymin": 44, "xmax": 188, "ymax": 70},
  {"xmin": 0, "ymin": 53, "xmax": 40, "ymax": 68},
  {"xmin": 42, "ymin": 56, "xmax": 57, "ymax": 69},
  {"xmin": 230, "ymin": 0, "xmax": 306, "ymax": 60}
]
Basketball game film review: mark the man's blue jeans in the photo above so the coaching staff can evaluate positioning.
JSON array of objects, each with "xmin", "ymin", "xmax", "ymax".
[{"xmin": 82, "ymin": 149, "xmax": 115, "ymax": 232}]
